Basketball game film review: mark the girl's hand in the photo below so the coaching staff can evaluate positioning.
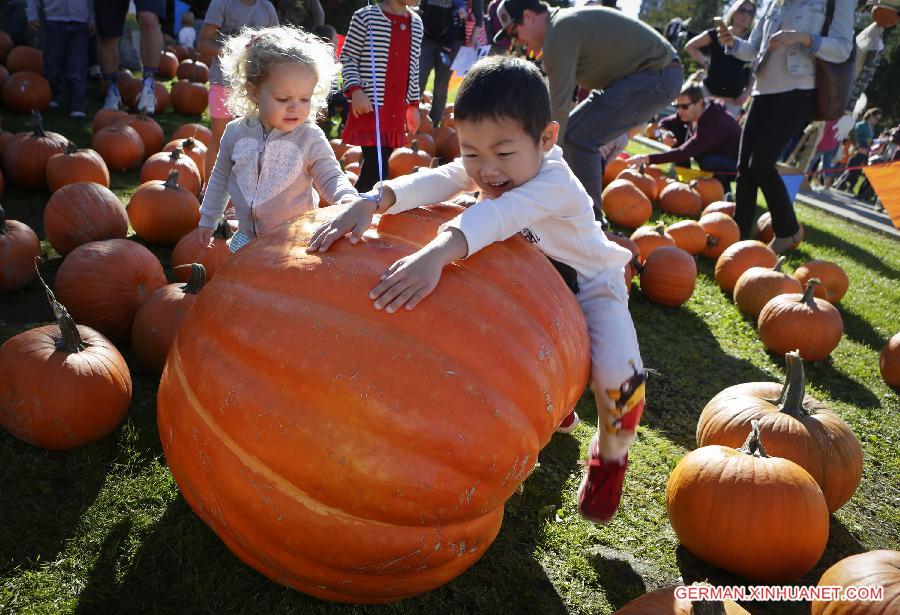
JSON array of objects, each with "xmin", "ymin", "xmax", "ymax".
[
  {"xmin": 717, "ymin": 25, "xmax": 735, "ymax": 48},
  {"xmin": 198, "ymin": 226, "xmax": 215, "ymax": 249},
  {"xmin": 406, "ymin": 106, "xmax": 420, "ymax": 135},
  {"xmin": 350, "ymin": 90, "xmax": 373, "ymax": 117},
  {"xmin": 306, "ymin": 198, "xmax": 377, "ymax": 252},
  {"xmin": 369, "ymin": 229, "xmax": 467, "ymax": 313},
  {"xmin": 767, "ymin": 30, "xmax": 812, "ymax": 52}
]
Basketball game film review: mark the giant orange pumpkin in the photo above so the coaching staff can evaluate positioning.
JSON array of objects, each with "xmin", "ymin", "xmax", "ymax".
[
  {"xmin": 54, "ymin": 238, "xmax": 167, "ymax": 342},
  {"xmin": 667, "ymin": 420, "xmax": 829, "ymax": 583},
  {"xmin": 659, "ymin": 182, "xmax": 703, "ymax": 217},
  {"xmin": 0, "ymin": 269, "xmax": 132, "ymax": 449},
  {"xmin": 697, "ymin": 351, "xmax": 863, "ymax": 513},
  {"xmin": 2, "ymin": 112, "xmax": 68, "ymax": 189},
  {"xmin": 793, "ymin": 259, "xmax": 849, "ymax": 303},
  {"xmin": 43, "ymin": 182, "xmax": 128, "ymax": 256},
  {"xmin": 812, "ymin": 550, "xmax": 900, "ymax": 615},
  {"xmin": 713, "ymin": 240, "xmax": 776, "ymax": 294},
  {"xmin": 601, "ymin": 179, "xmax": 652, "ymax": 229},
  {"xmin": 132, "ymin": 263, "xmax": 206, "ymax": 374},
  {"xmin": 128, "ymin": 170, "xmax": 201, "ymax": 245},
  {"xmin": 46, "ymin": 142, "xmax": 110, "ymax": 191},
  {"xmin": 171, "ymin": 220, "xmax": 234, "ymax": 282},
  {"xmin": 1, "ymin": 70, "xmax": 51, "ymax": 113},
  {"xmin": 758, "ymin": 280, "xmax": 844, "ymax": 361},
  {"xmin": 0, "ymin": 204, "xmax": 41, "ymax": 293},
  {"xmin": 156, "ymin": 204, "xmax": 591, "ymax": 603},
  {"xmin": 882, "ymin": 333, "xmax": 900, "ymax": 390}
]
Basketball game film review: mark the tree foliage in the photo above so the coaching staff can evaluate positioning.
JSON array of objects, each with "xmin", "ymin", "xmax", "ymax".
[
  {"xmin": 642, "ymin": 0, "xmax": 727, "ymax": 36},
  {"xmin": 866, "ymin": 26, "xmax": 900, "ymax": 127}
]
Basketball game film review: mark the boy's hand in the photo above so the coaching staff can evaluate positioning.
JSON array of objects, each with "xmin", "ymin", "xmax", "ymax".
[
  {"xmin": 350, "ymin": 90, "xmax": 373, "ymax": 117},
  {"xmin": 306, "ymin": 198, "xmax": 377, "ymax": 252},
  {"xmin": 369, "ymin": 229, "xmax": 468, "ymax": 314},
  {"xmin": 198, "ymin": 226, "xmax": 215, "ymax": 248}
]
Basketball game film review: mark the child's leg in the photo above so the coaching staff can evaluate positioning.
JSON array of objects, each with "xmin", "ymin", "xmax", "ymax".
[
  {"xmin": 41, "ymin": 22, "xmax": 67, "ymax": 104},
  {"xmin": 577, "ymin": 270, "xmax": 646, "ymax": 523},
  {"xmin": 356, "ymin": 146, "xmax": 393, "ymax": 193}
]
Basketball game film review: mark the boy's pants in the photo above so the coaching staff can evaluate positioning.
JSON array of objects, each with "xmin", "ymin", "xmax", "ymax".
[
  {"xmin": 42, "ymin": 21, "xmax": 88, "ymax": 112},
  {"xmin": 577, "ymin": 269, "xmax": 645, "ymax": 462}
]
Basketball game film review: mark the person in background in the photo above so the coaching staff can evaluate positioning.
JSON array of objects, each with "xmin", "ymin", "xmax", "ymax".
[
  {"xmin": 312, "ymin": 24, "xmax": 349, "ymax": 134},
  {"xmin": 277, "ymin": 0, "xmax": 325, "ymax": 33},
  {"xmin": 807, "ymin": 119, "xmax": 839, "ymax": 189},
  {"xmin": 627, "ymin": 83, "xmax": 741, "ymax": 194},
  {"xmin": 178, "ymin": 10, "xmax": 196, "ymax": 49},
  {"xmin": 340, "ymin": 0, "xmax": 423, "ymax": 192},
  {"xmin": 485, "ymin": 0, "xmax": 511, "ymax": 54},
  {"xmin": 198, "ymin": 0, "xmax": 279, "ymax": 190},
  {"xmin": 26, "ymin": 0, "xmax": 94, "ymax": 118},
  {"xmin": 683, "ymin": 0, "xmax": 755, "ymax": 117},
  {"xmin": 492, "ymin": 0, "xmax": 682, "ymax": 224},
  {"xmin": 418, "ymin": 0, "xmax": 483, "ymax": 126},
  {"xmin": 96, "ymin": 0, "xmax": 165, "ymax": 113},
  {"xmin": 837, "ymin": 106, "xmax": 882, "ymax": 192},
  {"xmin": 718, "ymin": 0, "xmax": 854, "ymax": 254}
]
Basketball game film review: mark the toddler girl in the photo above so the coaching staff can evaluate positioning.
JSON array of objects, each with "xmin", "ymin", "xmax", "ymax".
[
  {"xmin": 198, "ymin": 26, "xmax": 358, "ymax": 253},
  {"xmin": 340, "ymin": 0, "xmax": 423, "ymax": 192}
]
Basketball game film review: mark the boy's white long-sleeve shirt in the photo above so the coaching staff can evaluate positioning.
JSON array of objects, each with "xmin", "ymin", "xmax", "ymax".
[{"xmin": 384, "ymin": 145, "xmax": 632, "ymax": 284}]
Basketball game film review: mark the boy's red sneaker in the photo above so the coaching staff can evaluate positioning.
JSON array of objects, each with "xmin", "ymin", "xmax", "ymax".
[
  {"xmin": 555, "ymin": 410, "xmax": 580, "ymax": 433},
  {"xmin": 577, "ymin": 434, "xmax": 628, "ymax": 524}
]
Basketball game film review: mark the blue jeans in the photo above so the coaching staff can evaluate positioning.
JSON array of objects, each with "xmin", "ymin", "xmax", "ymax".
[
  {"xmin": 808, "ymin": 147, "xmax": 837, "ymax": 178},
  {"xmin": 563, "ymin": 64, "xmax": 684, "ymax": 219},
  {"xmin": 696, "ymin": 153, "xmax": 738, "ymax": 193},
  {"xmin": 42, "ymin": 20, "xmax": 89, "ymax": 112}
]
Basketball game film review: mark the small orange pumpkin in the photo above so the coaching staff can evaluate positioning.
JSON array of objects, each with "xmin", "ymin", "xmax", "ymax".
[
  {"xmin": 812, "ymin": 550, "xmax": 900, "ymax": 615},
  {"xmin": 171, "ymin": 123, "xmax": 213, "ymax": 147},
  {"xmin": 2, "ymin": 111, "xmax": 68, "ymax": 189},
  {"xmin": 5, "ymin": 45, "xmax": 43, "ymax": 74},
  {"xmin": 666, "ymin": 220, "xmax": 707, "ymax": 255},
  {"xmin": 714, "ymin": 240, "xmax": 776, "ymax": 294},
  {"xmin": 630, "ymin": 223, "xmax": 675, "ymax": 264},
  {"xmin": 128, "ymin": 170, "xmax": 202, "ymax": 245},
  {"xmin": 1, "ymin": 71, "xmax": 51, "ymax": 113},
  {"xmin": 701, "ymin": 200, "xmax": 735, "ymax": 217},
  {"xmin": 689, "ymin": 177, "xmax": 725, "ymax": 206},
  {"xmin": 404, "ymin": 131, "xmax": 436, "ymax": 156},
  {"xmin": 141, "ymin": 147, "xmax": 202, "ymax": 195},
  {"xmin": 156, "ymin": 50, "xmax": 179, "ymax": 80},
  {"xmin": 116, "ymin": 113, "xmax": 165, "ymax": 158},
  {"xmin": 881, "ymin": 333, "xmax": 900, "ymax": 390},
  {"xmin": 163, "ymin": 137, "xmax": 208, "ymax": 182},
  {"xmin": 758, "ymin": 279, "xmax": 844, "ymax": 361},
  {"xmin": 92, "ymin": 109, "xmax": 130, "ymax": 134},
  {"xmin": 92, "ymin": 124, "xmax": 145, "ymax": 172},
  {"xmin": 698, "ymin": 212, "xmax": 740, "ymax": 260},
  {"xmin": 171, "ymin": 220, "xmax": 234, "ymax": 283},
  {"xmin": 170, "ymin": 80, "xmax": 209, "ymax": 115},
  {"xmin": 617, "ymin": 164, "xmax": 658, "ymax": 201},
  {"xmin": 0, "ymin": 204, "xmax": 41, "ymax": 293},
  {"xmin": 639, "ymin": 246, "xmax": 696, "ymax": 307},
  {"xmin": 176, "ymin": 58, "xmax": 210, "ymax": 83},
  {"xmin": 388, "ymin": 142, "xmax": 432, "ymax": 178},
  {"xmin": 733, "ymin": 256, "xmax": 802, "ymax": 320},
  {"xmin": 602, "ymin": 157, "xmax": 629, "ymax": 187},
  {"xmin": 793, "ymin": 259, "xmax": 849, "ymax": 303},
  {"xmin": 43, "ymin": 182, "xmax": 128, "ymax": 256},
  {"xmin": 601, "ymin": 179, "xmax": 652, "ymax": 229},
  {"xmin": 659, "ymin": 182, "xmax": 703, "ymax": 217},
  {"xmin": 752, "ymin": 211, "xmax": 804, "ymax": 247},
  {"xmin": 46, "ymin": 142, "xmax": 110, "ymax": 191}
]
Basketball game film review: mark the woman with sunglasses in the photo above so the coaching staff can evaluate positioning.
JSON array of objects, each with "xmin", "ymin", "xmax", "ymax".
[
  {"xmin": 718, "ymin": 0, "xmax": 854, "ymax": 254},
  {"xmin": 684, "ymin": 0, "xmax": 756, "ymax": 117}
]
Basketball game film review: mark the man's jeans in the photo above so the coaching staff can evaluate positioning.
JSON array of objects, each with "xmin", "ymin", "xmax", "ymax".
[
  {"xmin": 419, "ymin": 36, "xmax": 455, "ymax": 126},
  {"xmin": 43, "ymin": 20, "xmax": 88, "ymax": 112},
  {"xmin": 563, "ymin": 64, "xmax": 683, "ymax": 223},
  {"xmin": 696, "ymin": 153, "xmax": 738, "ymax": 194}
]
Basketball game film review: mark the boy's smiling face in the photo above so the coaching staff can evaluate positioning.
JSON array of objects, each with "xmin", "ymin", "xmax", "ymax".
[{"xmin": 455, "ymin": 117, "xmax": 558, "ymax": 200}]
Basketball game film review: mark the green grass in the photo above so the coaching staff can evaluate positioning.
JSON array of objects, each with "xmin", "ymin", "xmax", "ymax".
[{"xmin": 1, "ymin": 105, "xmax": 898, "ymax": 614}]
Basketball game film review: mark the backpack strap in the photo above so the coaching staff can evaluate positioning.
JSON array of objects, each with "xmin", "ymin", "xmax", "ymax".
[{"xmin": 821, "ymin": 0, "xmax": 835, "ymax": 37}]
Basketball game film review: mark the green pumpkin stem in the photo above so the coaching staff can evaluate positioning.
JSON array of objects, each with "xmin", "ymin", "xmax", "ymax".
[
  {"xmin": 33, "ymin": 257, "xmax": 88, "ymax": 353},
  {"xmin": 164, "ymin": 169, "xmax": 181, "ymax": 190},
  {"xmin": 739, "ymin": 419, "xmax": 768, "ymax": 458},
  {"xmin": 183, "ymin": 263, "xmax": 206, "ymax": 294},
  {"xmin": 773, "ymin": 255, "xmax": 787, "ymax": 272},
  {"xmin": 774, "ymin": 351, "xmax": 808, "ymax": 417},
  {"xmin": 802, "ymin": 278, "xmax": 821, "ymax": 307},
  {"xmin": 64, "ymin": 141, "xmax": 78, "ymax": 155}
]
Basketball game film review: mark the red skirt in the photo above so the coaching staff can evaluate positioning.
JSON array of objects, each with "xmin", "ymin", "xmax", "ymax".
[{"xmin": 341, "ymin": 105, "xmax": 409, "ymax": 148}]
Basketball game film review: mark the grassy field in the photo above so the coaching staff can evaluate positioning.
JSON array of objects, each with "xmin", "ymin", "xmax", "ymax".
[{"xmin": 1, "ymin": 99, "xmax": 898, "ymax": 614}]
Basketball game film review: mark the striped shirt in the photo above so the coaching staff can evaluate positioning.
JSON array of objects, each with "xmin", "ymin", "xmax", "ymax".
[{"xmin": 340, "ymin": 4, "xmax": 423, "ymax": 107}]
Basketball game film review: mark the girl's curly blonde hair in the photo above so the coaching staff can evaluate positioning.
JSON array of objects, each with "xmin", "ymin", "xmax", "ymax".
[{"xmin": 220, "ymin": 25, "xmax": 339, "ymax": 121}]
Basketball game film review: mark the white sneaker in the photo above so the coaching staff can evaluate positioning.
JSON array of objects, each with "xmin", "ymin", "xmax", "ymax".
[
  {"xmin": 69, "ymin": 110, "xmax": 86, "ymax": 118},
  {"xmin": 48, "ymin": 100, "xmax": 59, "ymax": 108},
  {"xmin": 103, "ymin": 88, "xmax": 122, "ymax": 110},
  {"xmin": 137, "ymin": 79, "xmax": 156, "ymax": 114}
]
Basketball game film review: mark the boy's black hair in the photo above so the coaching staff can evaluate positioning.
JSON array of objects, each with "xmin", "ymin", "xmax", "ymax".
[
  {"xmin": 453, "ymin": 56, "xmax": 551, "ymax": 144},
  {"xmin": 312, "ymin": 24, "xmax": 338, "ymax": 43}
]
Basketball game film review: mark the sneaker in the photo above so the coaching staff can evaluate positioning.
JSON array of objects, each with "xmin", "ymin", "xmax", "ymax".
[
  {"xmin": 137, "ymin": 79, "xmax": 156, "ymax": 114},
  {"xmin": 767, "ymin": 229, "xmax": 803, "ymax": 255},
  {"xmin": 69, "ymin": 110, "xmax": 86, "ymax": 118},
  {"xmin": 555, "ymin": 410, "xmax": 580, "ymax": 434},
  {"xmin": 103, "ymin": 88, "xmax": 122, "ymax": 110},
  {"xmin": 577, "ymin": 434, "xmax": 628, "ymax": 524},
  {"xmin": 48, "ymin": 100, "xmax": 59, "ymax": 108}
]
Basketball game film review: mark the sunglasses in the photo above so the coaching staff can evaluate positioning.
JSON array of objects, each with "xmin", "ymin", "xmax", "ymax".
[{"xmin": 675, "ymin": 101, "xmax": 698, "ymax": 110}]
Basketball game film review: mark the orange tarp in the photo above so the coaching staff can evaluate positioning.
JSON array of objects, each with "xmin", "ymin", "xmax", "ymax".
[{"xmin": 862, "ymin": 162, "xmax": 900, "ymax": 229}]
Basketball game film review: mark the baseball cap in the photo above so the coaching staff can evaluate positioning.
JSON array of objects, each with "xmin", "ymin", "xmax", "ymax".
[{"xmin": 493, "ymin": 0, "xmax": 543, "ymax": 44}]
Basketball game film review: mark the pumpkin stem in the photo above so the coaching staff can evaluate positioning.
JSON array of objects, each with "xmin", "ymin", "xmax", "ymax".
[
  {"xmin": 773, "ymin": 255, "xmax": 787, "ymax": 273},
  {"xmin": 706, "ymin": 234, "xmax": 720, "ymax": 247},
  {"xmin": 411, "ymin": 140, "xmax": 419, "ymax": 154},
  {"xmin": 774, "ymin": 351, "xmax": 808, "ymax": 417},
  {"xmin": 33, "ymin": 257, "xmax": 89, "ymax": 353},
  {"xmin": 170, "ymin": 146, "xmax": 183, "ymax": 162},
  {"xmin": 802, "ymin": 279, "xmax": 821, "ymax": 307},
  {"xmin": 182, "ymin": 263, "xmax": 206, "ymax": 294},
  {"xmin": 182, "ymin": 137, "xmax": 196, "ymax": 150},
  {"xmin": 64, "ymin": 141, "xmax": 78, "ymax": 155},
  {"xmin": 213, "ymin": 217, "xmax": 234, "ymax": 239},
  {"xmin": 30, "ymin": 110, "xmax": 46, "ymax": 137},
  {"xmin": 653, "ymin": 223, "xmax": 667, "ymax": 235},
  {"xmin": 739, "ymin": 419, "xmax": 768, "ymax": 458},
  {"xmin": 164, "ymin": 169, "xmax": 181, "ymax": 190},
  {"xmin": 692, "ymin": 598, "xmax": 730, "ymax": 615}
]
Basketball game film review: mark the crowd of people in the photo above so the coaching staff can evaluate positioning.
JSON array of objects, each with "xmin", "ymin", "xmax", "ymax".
[{"xmin": 6, "ymin": 0, "xmax": 898, "ymax": 526}]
